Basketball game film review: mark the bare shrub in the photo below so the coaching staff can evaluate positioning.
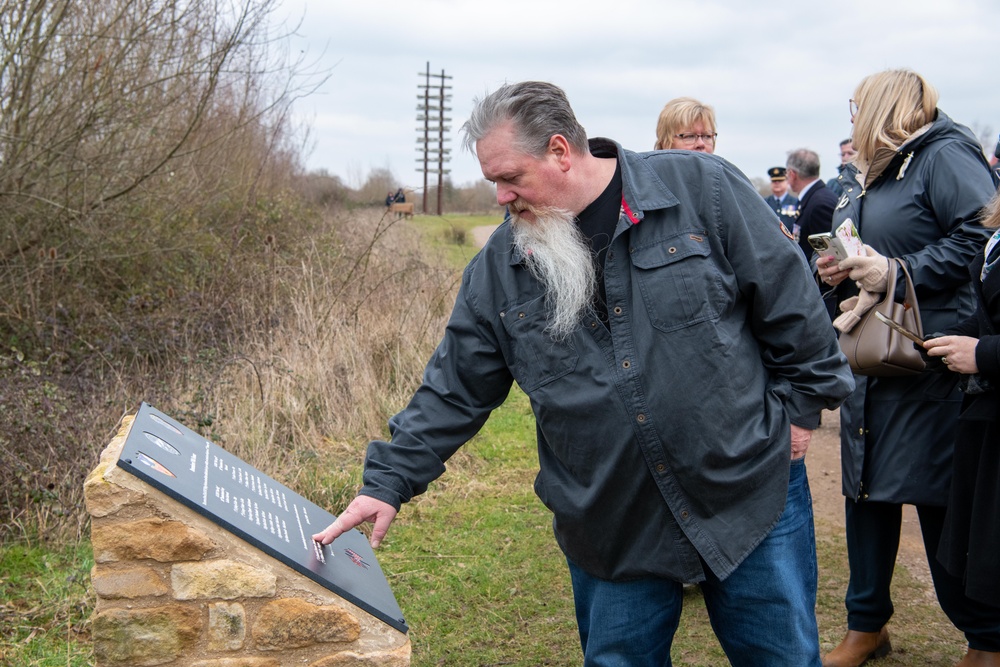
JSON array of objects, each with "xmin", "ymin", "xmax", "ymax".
[
  {"xmin": 0, "ymin": 0, "xmax": 320, "ymax": 346},
  {"xmin": 165, "ymin": 207, "xmax": 459, "ymax": 509},
  {"xmin": 298, "ymin": 169, "xmax": 351, "ymax": 209},
  {"xmin": 430, "ymin": 179, "xmax": 502, "ymax": 215},
  {"xmin": 352, "ymin": 166, "xmax": 400, "ymax": 207},
  {"xmin": 0, "ymin": 0, "xmax": 328, "ymax": 540},
  {"xmin": 0, "ymin": 205, "xmax": 460, "ymax": 540}
]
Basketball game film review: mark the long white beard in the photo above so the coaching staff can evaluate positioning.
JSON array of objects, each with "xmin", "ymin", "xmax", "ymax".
[{"xmin": 510, "ymin": 202, "xmax": 596, "ymax": 341}]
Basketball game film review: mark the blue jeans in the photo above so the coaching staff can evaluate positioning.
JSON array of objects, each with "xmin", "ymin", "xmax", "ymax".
[{"xmin": 568, "ymin": 459, "xmax": 821, "ymax": 667}]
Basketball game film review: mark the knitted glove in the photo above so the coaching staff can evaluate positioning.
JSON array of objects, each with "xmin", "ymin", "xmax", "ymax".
[
  {"xmin": 838, "ymin": 245, "xmax": 889, "ymax": 293},
  {"xmin": 832, "ymin": 289, "xmax": 881, "ymax": 333}
]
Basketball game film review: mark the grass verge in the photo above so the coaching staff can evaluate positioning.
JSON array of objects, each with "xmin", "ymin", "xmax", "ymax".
[
  {"xmin": 1, "ymin": 209, "xmax": 970, "ymax": 666},
  {"xmin": 0, "ymin": 540, "xmax": 94, "ymax": 666}
]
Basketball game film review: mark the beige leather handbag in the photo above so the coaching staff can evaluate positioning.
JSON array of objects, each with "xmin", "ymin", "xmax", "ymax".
[{"xmin": 839, "ymin": 258, "xmax": 926, "ymax": 376}]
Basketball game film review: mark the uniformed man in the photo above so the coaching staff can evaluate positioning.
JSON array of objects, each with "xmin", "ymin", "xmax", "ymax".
[{"xmin": 764, "ymin": 166, "xmax": 800, "ymax": 238}]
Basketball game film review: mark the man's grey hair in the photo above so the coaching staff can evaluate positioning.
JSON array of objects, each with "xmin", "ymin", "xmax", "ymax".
[
  {"xmin": 786, "ymin": 149, "xmax": 821, "ymax": 179},
  {"xmin": 460, "ymin": 81, "xmax": 589, "ymax": 157}
]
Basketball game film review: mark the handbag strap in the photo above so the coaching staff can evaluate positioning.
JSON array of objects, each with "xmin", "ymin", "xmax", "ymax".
[{"xmin": 872, "ymin": 258, "xmax": 922, "ymax": 335}]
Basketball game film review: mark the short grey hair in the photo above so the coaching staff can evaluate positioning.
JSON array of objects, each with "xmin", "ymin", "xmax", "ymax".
[
  {"xmin": 460, "ymin": 81, "xmax": 589, "ymax": 157},
  {"xmin": 786, "ymin": 148, "xmax": 821, "ymax": 179}
]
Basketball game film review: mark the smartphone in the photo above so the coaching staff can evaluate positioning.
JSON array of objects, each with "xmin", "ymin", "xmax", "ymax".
[
  {"xmin": 833, "ymin": 219, "xmax": 865, "ymax": 257},
  {"xmin": 874, "ymin": 311, "xmax": 924, "ymax": 344},
  {"xmin": 807, "ymin": 232, "xmax": 851, "ymax": 261}
]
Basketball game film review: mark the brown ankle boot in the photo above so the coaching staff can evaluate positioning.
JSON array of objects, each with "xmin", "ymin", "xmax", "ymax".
[
  {"xmin": 956, "ymin": 649, "xmax": 1000, "ymax": 666},
  {"xmin": 823, "ymin": 627, "xmax": 892, "ymax": 667}
]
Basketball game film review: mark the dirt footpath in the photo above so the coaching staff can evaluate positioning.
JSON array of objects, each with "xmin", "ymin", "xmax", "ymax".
[
  {"xmin": 809, "ymin": 408, "xmax": 933, "ymax": 592},
  {"xmin": 471, "ymin": 224, "xmax": 498, "ymax": 248},
  {"xmin": 470, "ymin": 222, "xmax": 932, "ymax": 592}
]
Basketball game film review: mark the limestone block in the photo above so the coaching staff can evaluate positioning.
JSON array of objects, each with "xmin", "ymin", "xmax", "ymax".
[
  {"xmin": 90, "ymin": 564, "xmax": 169, "ymax": 599},
  {"xmin": 172, "ymin": 559, "xmax": 277, "ymax": 600},
  {"xmin": 91, "ymin": 604, "xmax": 200, "ymax": 666},
  {"xmin": 208, "ymin": 601, "xmax": 246, "ymax": 651},
  {"xmin": 102, "ymin": 415, "xmax": 134, "ymax": 456},
  {"xmin": 92, "ymin": 518, "xmax": 215, "ymax": 563},
  {"xmin": 84, "ymin": 457, "xmax": 146, "ymax": 517},
  {"xmin": 252, "ymin": 598, "xmax": 361, "ymax": 650},
  {"xmin": 309, "ymin": 643, "xmax": 412, "ymax": 667}
]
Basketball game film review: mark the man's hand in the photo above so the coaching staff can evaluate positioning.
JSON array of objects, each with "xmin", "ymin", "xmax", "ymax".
[
  {"xmin": 312, "ymin": 495, "xmax": 398, "ymax": 548},
  {"xmin": 790, "ymin": 424, "xmax": 813, "ymax": 460}
]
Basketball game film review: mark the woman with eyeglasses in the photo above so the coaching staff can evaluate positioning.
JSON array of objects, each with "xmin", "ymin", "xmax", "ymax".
[
  {"xmin": 653, "ymin": 97, "xmax": 718, "ymax": 153},
  {"xmin": 817, "ymin": 68, "xmax": 998, "ymax": 667}
]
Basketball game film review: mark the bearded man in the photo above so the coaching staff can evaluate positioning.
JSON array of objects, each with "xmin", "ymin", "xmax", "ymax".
[{"xmin": 315, "ymin": 81, "xmax": 854, "ymax": 666}]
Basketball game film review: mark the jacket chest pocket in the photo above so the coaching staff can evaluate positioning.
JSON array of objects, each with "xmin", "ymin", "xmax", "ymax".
[
  {"xmin": 500, "ymin": 296, "xmax": 579, "ymax": 393},
  {"xmin": 631, "ymin": 233, "xmax": 726, "ymax": 333}
]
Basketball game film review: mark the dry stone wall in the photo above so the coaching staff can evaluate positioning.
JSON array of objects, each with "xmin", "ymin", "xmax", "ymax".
[{"xmin": 84, "ymin": 415, "xmax": 410, "ymax": 667}]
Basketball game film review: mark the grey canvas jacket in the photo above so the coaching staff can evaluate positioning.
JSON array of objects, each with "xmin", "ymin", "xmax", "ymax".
[{"xmin": 360, "ymin": 139, "xmax": 855, "ymax": 582}]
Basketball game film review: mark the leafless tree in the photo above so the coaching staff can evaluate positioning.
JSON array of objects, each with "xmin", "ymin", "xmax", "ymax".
[{"xmin": 0, "ymin": 0, "xmax": 321, "ymax": 271}]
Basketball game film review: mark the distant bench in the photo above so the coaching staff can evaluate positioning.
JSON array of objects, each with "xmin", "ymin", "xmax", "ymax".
[{"xmin": 389, "ymin": 202, "xmax": 414, "ymax": 219}]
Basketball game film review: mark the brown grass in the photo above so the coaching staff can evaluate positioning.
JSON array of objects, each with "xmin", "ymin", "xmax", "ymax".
[{"xmin": 0, "ymin": 206, "xmax": 459, "ymax": 542}]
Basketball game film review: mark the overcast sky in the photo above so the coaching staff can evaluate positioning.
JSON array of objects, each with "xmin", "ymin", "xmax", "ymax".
[{"xmin": 278, "ymin": 0, "xmax": 999, "ymax": 193}]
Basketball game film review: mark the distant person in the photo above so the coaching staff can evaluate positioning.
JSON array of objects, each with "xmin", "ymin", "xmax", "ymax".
[
  {"xmin": 786, "ymin": 149, "xmax": 839, "ymax": 259},
  {"xmin": 314, "ymin": 80, "xmax": 854, "ymax": 667},
  {"xmin": 653, "ymin": 97, "xmax": 717, "ymax": 153},
  {"xmin": 393, "ymin": 188, "xmax": 406, "ymax": 204},
  {"xmin": 817, "ymin": 67, "xmax": 995, "ymax": 667},
  {"xmin": 385, "ymin": 191, "xmax": 394, "ymax": 208},
  {"xmin": 827, "ymin": 139, "xmax": 856, "ymax": 199},
  {"xmin": 764, "ymin": 166, "xmax": 799, "ymax": 236},
  {"xmin": 922, "ymin": 188, "xmax": 1000, "ymax": 667}
]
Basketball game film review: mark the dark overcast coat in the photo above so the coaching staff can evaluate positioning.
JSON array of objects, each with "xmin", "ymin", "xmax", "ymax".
[
  {"xmin": 360, "ymin": 140, "xmax": 854, "ymax": 582},
  {"xmin": 831, "ymin": 111, "xmax": 995, "ymax": 504},
  {"xmin": 937, "ymin": 242, "xmax": 1000, "ymax": 605}
]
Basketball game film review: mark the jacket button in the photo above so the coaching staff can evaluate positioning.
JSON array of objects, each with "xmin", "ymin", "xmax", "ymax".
[
  {"xmin": 681, "ymin": 510, "xmax": 689, "ymax": 519},
  {"xmin": 613, "ymin": 306, "xmax": 623, "ymax": 316},
  {"xmin": 636, "ymin": 414, "xmax": 646, "ymax": 423},
  {"xmin": 622, "ymin": 360, "xmax": 631, "ymax": 369},
  {"xmin": 668, "ymin": 247, "xmax": 677, "ymax": 254},
  {"xmin": 518, "ymin": 312, "xmax": 526, "ymax": 319},
  {"xmin": 858, "ymin": 428, "xmax": 864, "ymax": 436},
  {"xmin": 655, "ymin": 463, "xmax": 666, "ymax": 472}
]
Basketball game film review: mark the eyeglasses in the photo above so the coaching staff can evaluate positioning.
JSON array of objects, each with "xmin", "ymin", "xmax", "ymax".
[
  {"xmin": 849, "ymin": 99, "xmax": 859, "ymax": 119},
  {"xmin": 674, "ymin": 133, "xmax": 717, "ymax": 146}
]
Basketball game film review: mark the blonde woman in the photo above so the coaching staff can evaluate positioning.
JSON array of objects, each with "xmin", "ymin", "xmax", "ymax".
[
  {"xmin": 653, "ymin": 97, "xmax": 717, "ymax": 153},
  {"xmin": 818, "ymin": 69, "xmax": 997, "ymax": 667}
]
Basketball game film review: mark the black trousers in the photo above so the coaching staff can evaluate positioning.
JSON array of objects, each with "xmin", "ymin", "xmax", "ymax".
[{"xmin": 844, "ymin": 499, "xmax": 1000, "ymax": 651}]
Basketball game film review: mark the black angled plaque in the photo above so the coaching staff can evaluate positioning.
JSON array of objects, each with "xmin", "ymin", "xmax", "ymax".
[{"xmin": 117, "ymin": 402, "xmax": 407, "ymax": 633}]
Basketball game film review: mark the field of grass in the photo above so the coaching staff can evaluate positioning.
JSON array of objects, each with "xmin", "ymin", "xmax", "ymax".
[
  {"xmin": 0, "ymin": 211, "xmax": 969, "ymax": 666},
  {"xmin": 409, "ymin": 212, "xmax": 504, "ymax": 268},
  {"xmin": 0, "ymin": 540, "xmax": 94, "ymax": 666}
]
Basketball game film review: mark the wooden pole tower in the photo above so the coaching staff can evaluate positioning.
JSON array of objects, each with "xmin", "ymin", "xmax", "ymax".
[{"xmin": 416, "ymin": 62, "xmax": 451, "ymax": 215}]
